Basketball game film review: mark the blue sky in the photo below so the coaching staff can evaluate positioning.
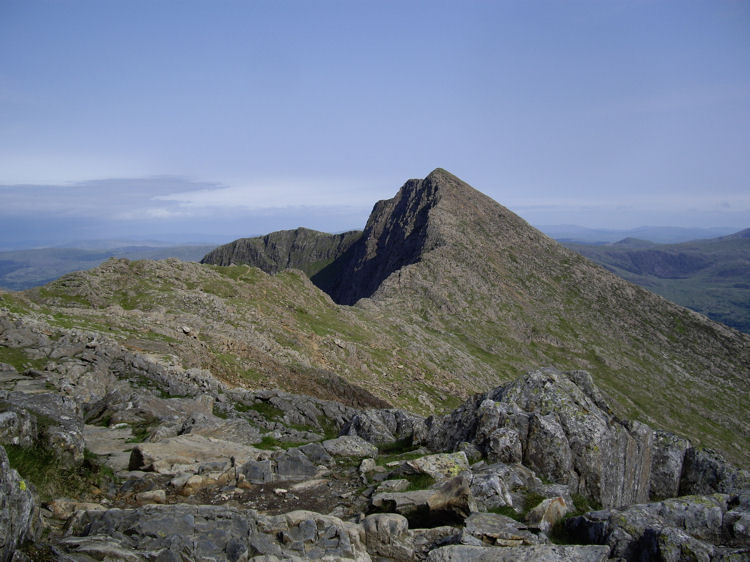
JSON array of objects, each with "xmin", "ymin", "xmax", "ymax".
[{"xmin": 1, "ymin": 1, "xmax": 749, "ymax": 247}]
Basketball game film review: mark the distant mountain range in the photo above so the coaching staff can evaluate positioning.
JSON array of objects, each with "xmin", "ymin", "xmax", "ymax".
[
  {"xmin": 563, "ymin": 229, "xmax": 750, "ymax": 333},
  {"xmin": 0, "ymin": 245, "xmax": 216, "ymax": 291},
  {"xmin": 540, "ymin": 225, "xmax": 739, "ymax": 244}
]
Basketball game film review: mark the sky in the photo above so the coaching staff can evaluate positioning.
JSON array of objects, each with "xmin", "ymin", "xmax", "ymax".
[{"xmin": 1, "ymin": 0, "xmax": 749, "ymax": 248}]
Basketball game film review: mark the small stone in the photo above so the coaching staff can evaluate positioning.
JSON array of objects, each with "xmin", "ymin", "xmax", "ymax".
[
  {"xmin": 135, "ymin": 489, "xmax": 166, "ymax": 505},
  {"xmin": 360, "ymin": 458, "xmax": 377, "ymax": 475}
]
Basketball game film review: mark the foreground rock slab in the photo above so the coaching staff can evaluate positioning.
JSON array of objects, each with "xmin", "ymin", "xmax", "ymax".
[
  {"xmin": 63, "ymin": 504, "xmax": 372, "ymax": 561},
  {"xmin": 128, "ymin": 434, "xmax": 263, "ymax": 474},
  {"xmin": 426, "ymin": 544, "xmax": 610, "ymax": 561},
  {"xmin": 565, "ymin": 492, "xmax": 750, "ymax": 560}
]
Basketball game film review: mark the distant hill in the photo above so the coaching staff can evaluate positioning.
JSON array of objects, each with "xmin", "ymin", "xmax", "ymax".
[
  {"xmin": 0, "ymin": 245, "xmax": 216, "ymax": 291},
  {"xmin": 564, "ymin": 229, "xmax": 750, "ymax": 332},
  {"xmin": 541, "ymin": 225, "xmax": 738, "ymax": 244}
]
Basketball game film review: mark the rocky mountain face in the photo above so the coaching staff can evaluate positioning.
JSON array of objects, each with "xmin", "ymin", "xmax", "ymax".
[
  {"xmin": 0, "ymin": 312, "xmax": 747, "ymax": 559},
  {"xmin": 0, "ymin": 168, "xmax": 748, "ymax": 559},
  {"xmin": 201, "ymin": 227, "xmax": 362, "ymax": 278},
  {"xmin": 199, "ymin": 169, "xmax": 750, "ymax": 466}
]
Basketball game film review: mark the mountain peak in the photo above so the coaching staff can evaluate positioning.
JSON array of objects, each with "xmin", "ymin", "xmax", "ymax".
[{"xmin": 314, "ymin": 169, "xmax": 492, "ymax": 304}]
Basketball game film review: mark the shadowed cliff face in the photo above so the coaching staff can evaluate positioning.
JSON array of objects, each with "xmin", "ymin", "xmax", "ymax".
[
  {"xmin": 201, "ymin": 227, "xmax": 361, "ymax": 278},
  {"xmin": 315, "ymin": 174, "xmax": 444, "ymax": 305}
]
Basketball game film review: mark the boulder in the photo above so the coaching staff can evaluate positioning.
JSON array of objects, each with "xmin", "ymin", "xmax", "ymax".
[
  {"xmin": 485, "ymin": 427, "xmax": 523, "ymax": 464},
  {"xmin": 128, "ymin": 434, "xmax": 261, "ymax": 474},
  {"xmin": 48, "ymin": 498, "xmax": 106, "ymax": 520},
  {"xmin": 377, "ymin": 479, "xmax": 411, "ymax": 494},
  {"xmin": 0, "ymin": 445, "xmax": 41, "ymax": 561},
  {"xmin": 0, "ymin": 408, "xmax": 35, "ymax": 448},
  {"xmin": 462, "ymin": 512, "xmax": 542, "ymax": 547},
  {"xmin": 525, "ymin": 496, "xmax": 569, "ymax": 534},
  {"xmin": 178, "ymin": 413, "xmax": 262, "ymax": 446},
  {"xmin": 240, "ymin": 459, "xmax": 275, "ymax": 484},
  {"xmin": 0, "ymin": 391, "xmax": 84, "ymax": 467},
  {"xmin": 679, "ymin": 447, "xmax": 750, "ymax": 496},
  {"xmin": 649, "ymin": 430, "xmax": 689, "ymax": 500},
  {"xmin": 371, "ymin": 474, "xmax": 476, "ymax": 528},
  {"xmin": 407, "ymin": 451, "xmax": 470, "ymax": 481},
  {"xmin": 564, "ymin": 492, "xmax": 750, "ymax": 559},
  {"xmin": 469, "ymin": 463, "xmax": 541, "ymax": 511},
  {"xmin": 279, "ymin": 509, "xmax": 371, "ymax": 560},
  {"xmin": 275, "ymin": 448, "xmax": 318, "ymax": 481},
  {"xmin": 362, "ymin": 513, "xmax": 414, "ymax": 560},
  {"xmin": 55, "ymin": 536, "xmax": 145, "ymax": 562},
  {"xmin": 323, "ymin": 435, "xmax": 378, "ymax": 457},
  {"xmin": 343, "ymin": 408, "xmax": 424, "ymax": 445},
  {"xmin": 417, "ymin": 368, "xmax": 655, "ymax": 508},
  {"xmin": 524, "ymin": 412, "xmax": 574, "ymax": 486},
  {"xmin": 134, "ymin": 489, "xmax": 166, "ymax": 505},
  {"xmin": 298, "ymin": 442, "xmax": 333, "ymax": 464}
]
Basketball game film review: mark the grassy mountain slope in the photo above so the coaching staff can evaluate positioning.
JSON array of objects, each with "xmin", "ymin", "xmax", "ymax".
[
  {"xmin": 0, "ymin": 245, "xmax": 216, "ymax": 292},
  {"xmin": 1, "ymin": 169, "xmax": 748, "ymax": 466},
  {"xmin": 564, "ymin": 230, "xmax": 750, "ymax": 332}
]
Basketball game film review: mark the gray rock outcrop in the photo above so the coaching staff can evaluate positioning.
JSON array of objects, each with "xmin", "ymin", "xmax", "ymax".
[
  {"xmin": 565, "ymin": 492, "xmax": 750, "ymax": 560},
  {"xmin": 416, "ymin": 368, "xmax": 655, "ymax": 508},
  {"xmin": 201, "ymin": 227, "xmax": 362, "ymax": 277},
  {"xmin": 0, "ymin": 445, "xmax": 41, "ymax": 561}
]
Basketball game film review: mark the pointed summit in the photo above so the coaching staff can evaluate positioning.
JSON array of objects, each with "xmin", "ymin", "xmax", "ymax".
[{"xmin": 314, "ymin": 168, "xmax": 543, "ymax": 304}]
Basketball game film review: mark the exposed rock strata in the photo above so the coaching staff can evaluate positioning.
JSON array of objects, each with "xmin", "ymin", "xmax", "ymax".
[{"xmin": 201, "ymin": 227, "xmax": 362, "ymax": 276}]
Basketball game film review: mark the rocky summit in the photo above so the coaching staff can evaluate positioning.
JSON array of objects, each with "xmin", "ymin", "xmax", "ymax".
[{"xmin": 0, "ymin": 168, "xmax": 749, "ymax": 560}]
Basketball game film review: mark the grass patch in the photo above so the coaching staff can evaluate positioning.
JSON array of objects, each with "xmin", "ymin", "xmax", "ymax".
[
  {"xmin": 245, "ymin": 401, "xmax": 284, "ymax": 422},
  {"xmin": 488, "ymin": 505, "xmax": 522, "ymax": 521},
  {"xmin": 404, "ymin": 472, "xmax": 435, "ymax": 491},
  {"xmin": 0, "ymin": 345, "xmax": 47, "ymax": 372},
  {"xmin": 522, "ymin": 490, "xmax": 546, "ymax": 512},
  {"xmin": 213, "ymin": 405, "xmax": 229, "ymax": 419},
  {"xmin": 6, "ymin": 445, "xmax": 117, "ymax": 502},
  {"xmin": 254, "ymin": 435, "xmax": 306, "ymax": 450},
  {"xmin": 0, "ymin": 293, "xmax": 30, "ymax": 315},
  {"xmin": 125, "ymin": 421, "xmax": 154, "ymax": 443}
]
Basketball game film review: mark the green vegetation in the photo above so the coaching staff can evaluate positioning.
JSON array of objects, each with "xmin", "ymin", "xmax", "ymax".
[
  {"xmin": 254, "ymin": 435, "xmax": 306, "ymax": 450},
  {"xmin": 0, "ymin": 292, "xmax": 30, "ymax": 314},
  {"xmin": 403, "ymin": 472, "xmax": 435, "ymax": 491},
  {"xmin": 488, "ymin": 505, "xmax": 523, "ymax": 521},
  {"xmin": 0, "ymin": 345, "xmax": 48, "ymax": 372},
  {"xmin": 245, "ymin": 401, "xmax": 284, "ymax": 422},
  {"xmin": 126, "ymin": 421, "xmax": 155, "ymax": 443},
  {"xmin": 6, "ymin": 446, "xmax": 117, "ymax": 502}
]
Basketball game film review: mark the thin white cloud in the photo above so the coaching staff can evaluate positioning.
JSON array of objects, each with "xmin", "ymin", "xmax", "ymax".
[
  {"xmin": 155, "ymin": 178, "xmax": 385, "ymax": 210},
  {"xmin": 0, "ymin": 177, "xmax": 226, "ymax": 218}
]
